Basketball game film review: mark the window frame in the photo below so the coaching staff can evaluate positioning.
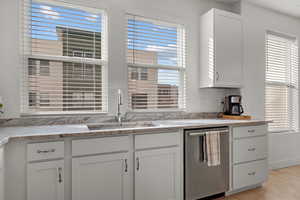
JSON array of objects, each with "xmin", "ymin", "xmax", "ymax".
[
  {"xmin": 21, "ymin": 0, "xmax": 108, "ymax": 115},
  {"xmin": 265, "ymin": 31, "xmax": 299, "ymax": 133},
  {"xmin": 126, "ymin": 14, "xmax": 186, "ymax": 112}
]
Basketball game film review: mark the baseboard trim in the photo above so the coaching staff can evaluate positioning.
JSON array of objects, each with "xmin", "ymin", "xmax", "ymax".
[
  {"xmin": 226, "ymin": 183, "xmax": 262, "ymax": 196},
  {"xmin": 269, "ymin": 158, "xmax": 300, "ymax": 170}
]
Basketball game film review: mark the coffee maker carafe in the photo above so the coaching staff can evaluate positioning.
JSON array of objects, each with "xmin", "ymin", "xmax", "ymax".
[{"xmin": 224, "ymin": 95, "xmax": 244, "ymax": 116}]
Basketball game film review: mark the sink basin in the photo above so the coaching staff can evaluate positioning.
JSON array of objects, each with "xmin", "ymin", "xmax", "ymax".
[
  {"xmin": 156, "ymin": 119, "xmax": 210, "ymax": 126},
  {"xmin": 87, "ymin": 122, "xmax": 158, "ymax": 131}
]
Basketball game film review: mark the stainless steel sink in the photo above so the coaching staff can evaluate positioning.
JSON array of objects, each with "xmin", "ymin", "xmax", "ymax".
[{"xmin": 87, "ymin": 121, "xmax": 158, "ymax": 131}]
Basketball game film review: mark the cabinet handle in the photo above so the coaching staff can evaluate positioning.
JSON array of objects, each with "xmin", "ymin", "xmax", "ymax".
[
  {"xmin": 248, "ymin": 147, "xmax": 256, "ymax": 152},
  {"xmin": 248, "ymin": 129, "xmax": 255, "ymax": 133},
  {"xmin": 37, "ymin": 149, "xmax": 56, "ymax": 154},
  {"xmin": 124, "ymin": 159, "xmax": 128, "ymax": 173},
  {"xmin": 58, "ymin": 167, "xmax": 63, "ymax": 183},
  {"xmin": 216, "ymin": 72, "xmax": 219, "ymax": 81},
  {"xmin": 248, "ymin": 171, "xmax": 256, "ymax": 176},
  {"xmin": 136, "ymin": 157, "xmax": 140, "ymax": 171}
]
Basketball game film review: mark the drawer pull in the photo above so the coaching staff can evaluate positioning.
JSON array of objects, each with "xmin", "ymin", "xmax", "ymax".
[
  {"xmin": 58, "ymin": 167, "xmax": 63, "ymax": 183},
  {"xmin": 124, "ymin": 159, "xmax": 128, "ymax": 173},
  {"xmin": 136, "ymin": 157, "xmax": 140, "ymax": 171},
  {"xmin": 248, "ymin": 148, "xmax": 256, "ymax": 152},
  {"xmin": 248, "ymin": 129, "xmax": 255, "ymax": 133},
  {"xmin": 37, "ymin": 149, "xmax": 56, "ymax": 154},
  {"xmin": 248, "ymin": 171, "xmax": 256, "ymax": 176}
]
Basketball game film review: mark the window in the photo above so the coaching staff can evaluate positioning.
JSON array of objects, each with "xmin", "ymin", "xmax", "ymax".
[
  {"xmin": 129, "ymin": 68, "xmax": 148, "ymax": 81},
  {"xmin": 40, "ymin": 92, "xmax": 50, "ymax": 107},
  {"xmin": 40, "ymin": 60, "xmax": 49, "ymax": 66},
  {"xmin": 39, "ymin": 60, "xmax": 50, "ymax": 76},
  {"xmin": 28, "ymin": 92, "xmax": 37, "ymax": 107},
  {"xmin": 140, "ymin": 68, "xmax": 148, "ymax": 80},
  {"xmin": 130, "ymin": 68, "xmax": 139, "ymax": 80},
  {"xmin": 28, "ymin": 59, "xmax": 37, "ymax": 75},
  {"xmin": 158, "ymin": 84, "xmax": 178, "ymax": 109},
  {"xmin": 22, "ymin": 0, "xmax": 107, "ymax": 114},
  {"xmin": 132, "ymin": 93, "xmax": 148, "ymax": 109},
  {"xmin": 265, "ymin": 32, "xmax": 299, "ymax": 132},
  {"xmin": 127, "ymin": 14, "xmax": 186, "ymax": 111}
]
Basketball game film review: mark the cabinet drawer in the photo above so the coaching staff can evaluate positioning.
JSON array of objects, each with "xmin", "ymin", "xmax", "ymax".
[
  {"xmin": 72, "ymin": 136, "xmax": 129, "ymax": 157},
  {"xmin": 135, "ymin": 132, "xmax": 180, "ymax": 150},
  {"xmin": 233, "ymin": 159, "xmax": 268, "ymax": 189},
  {"xmin": 0, "ymin": 147, "xmax": 3, "ymax": 167},
  {"xmin": 27, "ymin": 141, "xmax": 64, "ymax": 162},
  {"xmin": 233, "ymin": 136, "xmax": 267, "ymax": 164},
  {"xmin": 233, "ymin": 125, "xmax": 267, "ymax": 139}
]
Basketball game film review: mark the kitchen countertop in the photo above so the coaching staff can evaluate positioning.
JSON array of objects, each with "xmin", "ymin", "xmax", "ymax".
[{"xmin": 0, "ymin": 119, "xmax": 270, "ymax": 146}]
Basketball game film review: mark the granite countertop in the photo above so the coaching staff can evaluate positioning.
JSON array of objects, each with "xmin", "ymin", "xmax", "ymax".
[{"xmin": 0, "ymin": 119, "xmax": 269, "ymax": 146}]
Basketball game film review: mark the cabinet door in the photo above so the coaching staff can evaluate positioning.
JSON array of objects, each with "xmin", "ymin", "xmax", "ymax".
[
  {"xmin": 27, "ymin": 160, "xmax": 64, "ymax": 200},
  {"xmin": 214, "ymin": 13, "xmax": 242, "ymax": 87},
  {"xmin": 0, "ymin": 147, "xmax": 3, "ymax": 200},
  {"xmin": 135, "ymin": 147, "xmax": 181, "ymax": 200},
  {"xmin": 72, "ymin": 153, "xmax": 130, "ymax": 200}
]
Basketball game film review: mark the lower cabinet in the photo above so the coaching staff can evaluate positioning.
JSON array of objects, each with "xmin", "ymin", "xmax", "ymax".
[
  {"xmin": 0, "ymin": 147, "xmax": 4, "ymax": 200},
  {"xmin": 233, "ymin": 159, "xmax": 268, "ymax": 189},
  {"xmin": 72, "ymin": 132, "xmax": 182, "ymax": 200},
  {"xmin": 135, "ymin": 147, "xmax": 181, "ymax": 200},
  {"xmin": 72, "ymin": 153, "xmax": 130, "ymax": 200},
  {"xmin": 231, "ymin": 125, "xmax": 268, "ymax": 191},
  {"xmin": 27, "ymin": 160, "xmax": 64, "ymax": 200},
  {"xmin": 26, "ymin": 133, "xmax": 182, "ymax": 200}
]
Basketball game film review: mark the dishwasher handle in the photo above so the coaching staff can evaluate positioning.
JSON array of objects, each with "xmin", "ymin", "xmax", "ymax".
[{"xmin": 189, "ymin": 130, "xmax": 228, "ymax": 136}]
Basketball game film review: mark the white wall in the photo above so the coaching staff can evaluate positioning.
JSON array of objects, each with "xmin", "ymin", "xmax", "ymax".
[
  {"xmin": 240, "ymin": 1, "xmax": 300, "ymax": 169},
  {"xmin": 0, "ymin": 0, "xmax": 21, "ymax": 118},
  {"xmin": 0, "ymin": 0, "xmax": 235, "ymax": 118}
]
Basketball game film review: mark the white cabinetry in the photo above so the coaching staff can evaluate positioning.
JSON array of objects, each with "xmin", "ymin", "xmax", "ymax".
[
  {"xmin": 134, "ymin": 132, "xmax": 181, "ymax": 200},
  {"xmin": 233, "ymin": 136, "xmax": 268, "ymax": 163},
  {"xmin": 27, "ymin": 160, "xmax": 64, "ymax": 200},
  {"xmin": 27, "ymin": 141, "xmax": 65, "ymax": 200},
  {"xmin": 231, "ymin": 125, "xmax": 268, "ymax": 191},
  {"xmin": 71, "ymin": 132, "xmax": 182, "ymax": 200},
  {"xmin": 200, "ymin": 8, "xmax": 243, "ymax": 88},
  {"xmin": 72, "ymin": 136, "xmax": 131, "ymax": 200},
  {"xmin": 135, "ymin": 147, "xmax": 180, "ymax": 200},
  {"xmin": 72, "ymin": 153, "xmax": 130, "ymax": 200},
  {"xmin": 0, "ymin": 147, "xmax": 4, "ymax": 200},
  {"xmin": 233, "ymin": 160, "xmax": 268, "ymax": 189}
]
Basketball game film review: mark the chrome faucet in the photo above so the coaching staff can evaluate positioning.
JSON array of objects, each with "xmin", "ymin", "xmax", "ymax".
[{"xmin": 115, "ymin": 89, "xmax": 123, "ymax": 125}]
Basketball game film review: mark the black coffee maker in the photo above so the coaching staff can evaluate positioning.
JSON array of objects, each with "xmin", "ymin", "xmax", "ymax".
[{"xmin": 224, "ymin": 95, "xmax": 244, "ymax": 116}]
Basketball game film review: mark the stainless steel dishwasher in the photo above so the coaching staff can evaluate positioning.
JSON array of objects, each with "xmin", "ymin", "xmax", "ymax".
[{"xmin": 185, "ymin": 127, "xmax": 229, "ymax": 200}]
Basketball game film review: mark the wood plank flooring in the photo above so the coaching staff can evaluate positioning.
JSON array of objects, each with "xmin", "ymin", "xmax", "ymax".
[{"xmin": 218, "ymin": 165, "xmax": 300, "ymax": 200}]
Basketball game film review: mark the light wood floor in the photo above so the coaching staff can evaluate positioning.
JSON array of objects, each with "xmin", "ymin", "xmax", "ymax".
[{"xmin": 218, "ymin": 165, "xmax": 300, "ymax": 200}]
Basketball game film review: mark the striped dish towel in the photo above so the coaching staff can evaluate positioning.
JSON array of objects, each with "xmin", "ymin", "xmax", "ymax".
[{"xmin": 205, "ymin": 131, "xmax": 221, "ymax": 167}]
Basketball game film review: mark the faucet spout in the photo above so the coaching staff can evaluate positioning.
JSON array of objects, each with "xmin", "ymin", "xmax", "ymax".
[{"xmin": 116, "ymin": 89, "xmax": 123, "ymax": 125}]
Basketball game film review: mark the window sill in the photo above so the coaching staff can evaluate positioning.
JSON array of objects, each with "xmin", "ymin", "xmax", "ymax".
[
  {"xmin": 20, "ymin": 111, "xmax": 108, "ymax": 118},
  {"xmin": 268, "ymin": 130, "xmax": 300, "ymax": 135},
  {"xmin": 128, "ymin": 109, "xmax": 186, "ymax": 113}
]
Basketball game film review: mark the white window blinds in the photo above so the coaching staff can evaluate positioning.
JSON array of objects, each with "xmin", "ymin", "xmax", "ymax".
[
  {"xmin": 22, "ymin": 0, "xmax": 107, "ymax": 114},
  {"xmin": 127, "ymin": 14, "xmax": 186, "ymax": 110},
  {"xmin": 265, "ymin": 32, "xmax": 299, "ymax": 132}
]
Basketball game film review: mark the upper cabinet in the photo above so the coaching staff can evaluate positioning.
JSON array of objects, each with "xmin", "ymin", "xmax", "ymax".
[{"xmin": 200, "ymin": 9, "xmax": 243, "ymax": 88}]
